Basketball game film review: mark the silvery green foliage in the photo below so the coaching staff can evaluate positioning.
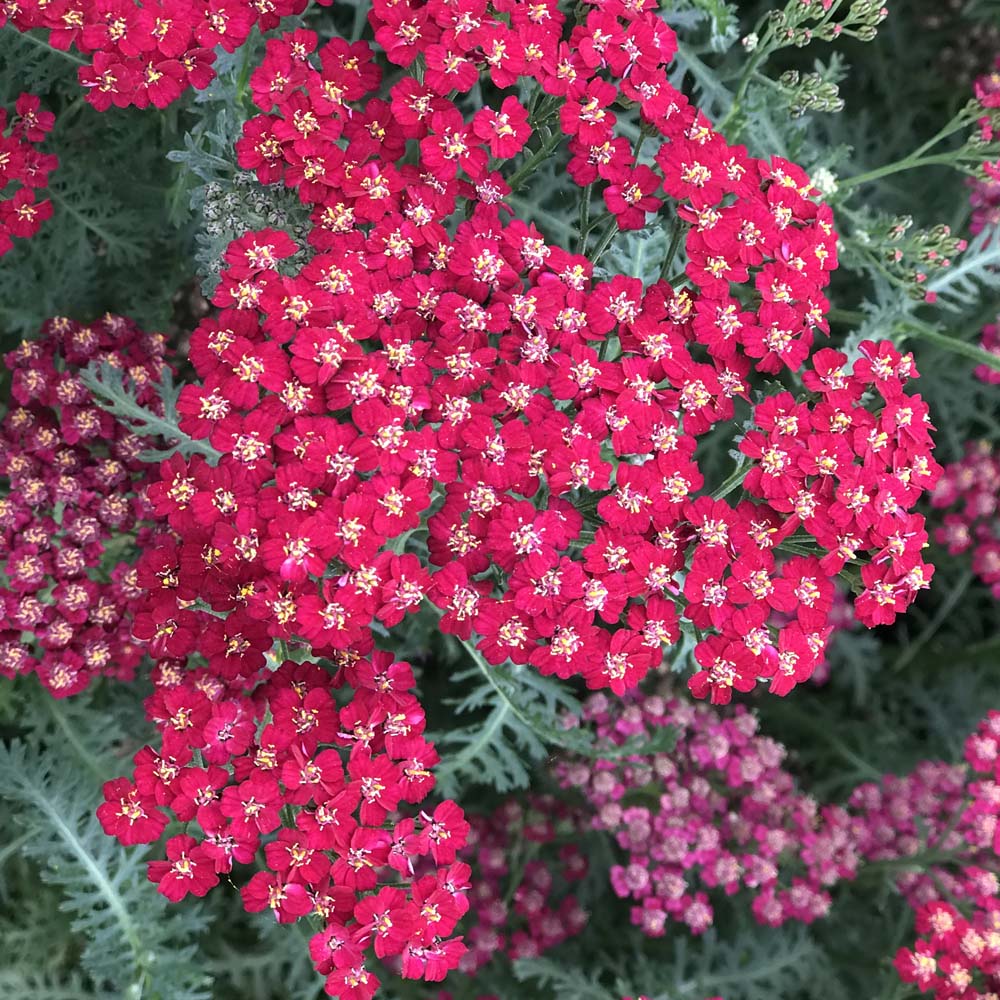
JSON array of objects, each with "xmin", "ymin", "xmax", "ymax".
[
  {"xmin": 513, "ymin": 923, "xmax": 846, "ymax": 1000},
  {"xmin": 0, "ymin": 687, "xmax": 212, "ymax": 1000}
]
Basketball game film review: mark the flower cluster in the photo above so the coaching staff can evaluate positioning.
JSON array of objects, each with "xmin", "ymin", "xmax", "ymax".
[
  {"xmin": 851, "ymin": 710, "xmax": 1000, "ymax": 915},
  {"xmin": 0, "ymin": 0, "xmax": 319, "ymax": 110},
  {"xmin": 0, "ymin": 315, "xmax": 163, "ymax": 697},
  {"xmin": 895, "ymin": 898, "xmax": 1000, "ymax": 1000},
  {"xmin": 868, "ymin": 216, "xmax": 970, "ymax": 305},
  {"xmin": 972, "ymin": 57, "xmax": 1000, "ymax": 235},
  {"xmin": 556, "ymin": 694, "xmax": 1000, "ymax": 940},
  {"xmin": 102, "ymin": 329, "xmax": 473, "ymax": 997},
  {"xmin": 891, "ymin": 712, "xmax": 1000, "ymax": 998},
  {"xmin": 0, "ymin": 93, "xmax": 57, "ymax": 256},
  {"xmin": 554, "ymin": 691, "xmax": 856, "ymax": 936},
  {"xmin": 976, "ymin": 318, "xmax": 1000, "ymax": 386},
  {"xmin": 100, "ymin": 649, "xmax": 471, "ymax": 998},
  {"xmin": 930, "ymin": 441, "xmax": 1000, "ymax": 598},
  {"xmin": 136, "ymin": 0, "xmax": 943, "ymax": 707},
  {"xmin": 458, "ymin": 796, "xmax": 589, "ymax": 973}
]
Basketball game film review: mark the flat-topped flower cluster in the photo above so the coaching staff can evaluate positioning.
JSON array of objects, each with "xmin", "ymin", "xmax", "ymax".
[
  {"xmin": 932, "ymin": 441, "xmax": 1000, "ymax": 600},
  {"xmin": 556, "ymin": 694, "xmax": 1000, "ymax": 942},
  {"xmin": 0, "ymin": 315, "xmax": 162, "ymax": 696},
  {"xmin": 0, "ymin": 93, "xmax": 56, "ymax": 255},
  {"xmin": 134, "ymin": 0, "xmax": 944, "ymax": 709},
  {"xmin": 1, "ymin": 0, "xmax": 327, "ymax": 109}
]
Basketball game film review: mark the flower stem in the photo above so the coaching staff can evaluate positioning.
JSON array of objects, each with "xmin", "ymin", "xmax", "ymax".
[
  {"xmin": 900, "ymin": 319, "xmax": 1000, "ymax": 373},
  {"xmin": 19, "ymin": 30, "xmax": 87, "ymax": 66},
  {"xmin": 588, "ymin": 217, "xmax": 619, "ymax": 266},
  {"xmin": 659, "ymin": 215, "xmax": 686, "ymax": 282},
  {"xmin": 710, "ymin": 460, "xmax": 749, "ymax": 500},
  {"xmin": 840, "ymin": 152, "xmax": 978, "ymax": 190},
  {"xmin": 506, "ymin": 128, "xmax": 563, "ymax": 192},
  {"xmin": 892, "ymin": 569, "xmax": 975, "ymax": 672}
]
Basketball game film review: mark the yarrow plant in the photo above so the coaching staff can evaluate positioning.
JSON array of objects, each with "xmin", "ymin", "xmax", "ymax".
[
  {"xmin": 144, "ymin": 2, "xmax": 944, "ymax": 712},
  {"xmin": 1, "ymin": 2, "xmax": 1000, "ymax": 1000},
  {"xmin": 557, "ymin": 693, "xmax": 1000, "ymax": 940},
  {"xmin": 931, "ymin": 442, "xmax": 1000, "ymax": 599},
  {"xmin": 0, "ymin": 92, "xmax": 57, "ymax": 256},
  {"xmin": 0, "ymin": 0, "xmax": 329, "ymax": 110},
  {"xmin": 0, "ymin": 314, "xmax": 162, "ymax": 696}
]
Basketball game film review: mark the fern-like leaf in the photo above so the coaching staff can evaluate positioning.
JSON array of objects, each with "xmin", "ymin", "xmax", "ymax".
[
  {"xmin": 925, "ymin": 225, "xmax": 1000, "ymax": 313},
  {"xmin": 432, "ymin": 661, "xmax": 582, "ymax": 795},
  {"xmin": 432, "ymin": 648, "xmax": 677, "ymax": 796},
  {"xmin": 81, "ymin": 361, "xmax": 222, "ymax": 463},
  {"xmin": 515, "ymin": 921, "xmax": 845, "ymax": 1000},
  {"xmin": 0, "ymin": 968, "xmax": 119, "ymax": 1000},
  {"xmin": 0, "ymin": 739, "xmax": 212, "ymax": 1000},
  {"xmin": 205, "ymin": 912, "xmax": 325, "ymax": 1000}
]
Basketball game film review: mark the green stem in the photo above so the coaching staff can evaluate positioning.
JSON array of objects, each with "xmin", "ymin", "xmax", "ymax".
[
  {"xmin": 909, "ymin": 107, "xmax": 977, "ymax": 161},
  {"xmin": 827, "ymin": 307, "xmax": 868, "ymax": 325},
  {"xmin": 19, "ymin": 30, "xmax": 88, "ymax": 66},
  {"xmin": 659, "ymin": 216, "xmax": 686, "ymax": 282},
  {"xmin": 506, "ymin": 129, "xmax": 562, "ymax": 192},
  {"xmin": 892, "ymin": 569, "xmax": 975, "ymax": 672},
  {"xmin": 900, "ymin": 319, "xmax": 1000, "ymax": 373},
  {"xmin": 714, "ymin": 22, "xmax": 774, "ymax": 137},
  {"xmin": 577, "ymin": 183, "xmax": 592, "ymax": 254},
  {"xmin": 588, "ymin": 218, "xmax": 619, "ymax": 266},
  {"xmin": 235, "ymin": 35, "xmax": 257, "ymax": 107},
  {"xmin": 350, "ymin": 0, "xmax": 369, "ymax": 41},
  {"xmin": 840, "ymin": 153, "xmax": 978, "ymax": 191},
  {"xmin": 710, "ymin": 460, "xmax": 749, "ymax": 500}
]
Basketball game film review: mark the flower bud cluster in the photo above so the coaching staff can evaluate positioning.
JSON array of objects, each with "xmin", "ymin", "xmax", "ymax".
[
  {"xmin": 197, "ymin": 171, "xmax": 309, "ymax": 290},
  {"xmin": 0, "ymin": 93, "xmax": 57, "ymax": 256},
  {"xmin": 861, "ymin": 215, "xmax": 969, "ymax": 302},
  {"xmin": 764, "ymin": 0, "xmax": 887, "ymax": 49},
  {"xmin": 458, "ymin": 796, "xmax": 589, "ymax": 973},
  {"xmin": 0, "ymin": 315, "xmax": 163, "ymax": 696},
  {"xmin": 930, "ymin": 442, "xmax": 1000, "ymax": 598},
  {"xmin": 777, "ymin": 70, "xmax": 845, "ymax": 118}
]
